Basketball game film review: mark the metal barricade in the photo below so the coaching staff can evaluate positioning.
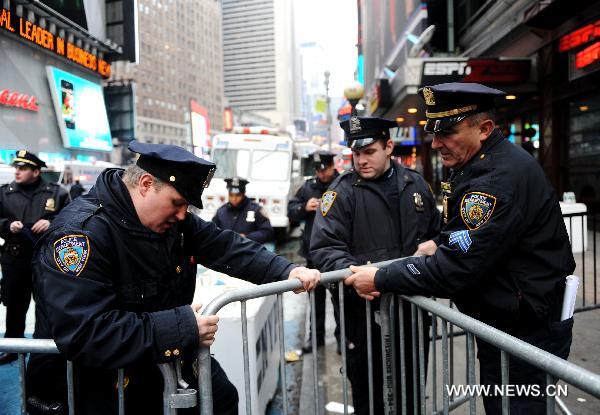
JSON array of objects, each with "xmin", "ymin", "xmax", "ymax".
[
  {"xmin": 0, "ymin": 338, "xmax": 191, "ymax": 415},
  {"xmin": 562, "ymin": 211, "xmax": 599, "ymax": 312},
  {"xmin": 197, "ymin": 260, "xmax": 600, "ymax": 414}
]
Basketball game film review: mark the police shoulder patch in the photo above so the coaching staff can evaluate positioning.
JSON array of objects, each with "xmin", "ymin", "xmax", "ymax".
[
  {"xmin": 53, "ymin": 234, "xmax": 90, "ymax": 276},
  {"xmin": 460, "ymin": 191, "xmax": 497, "ymax": 230},
  {"xmin": 320, "ymin": 190, "xmax": 337, "ymax": 216}
]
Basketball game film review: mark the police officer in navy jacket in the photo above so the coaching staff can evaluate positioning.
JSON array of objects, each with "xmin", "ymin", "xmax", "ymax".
[
  {"xmin": 0, "ymin": 150, "xmax": 68, "ymax": 365},
  {"xmin": 212, "ymin": 177, "xmax": 274, "ymax": 244},
  {"xmin": 27, "ymin": 142, "xmax": 320, "ymax": 415},
  {"xmin": 346, "ymin": 83, "xmax": 575, "ymax": 414}
]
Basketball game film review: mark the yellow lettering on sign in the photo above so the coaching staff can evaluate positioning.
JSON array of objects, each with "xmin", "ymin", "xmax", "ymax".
[
  {"xmin": 0, "ymin": 8, "xmax": 15, "ymax": 32},
  {"xmin": 56, "ymin": 37, "xmax": 65, "ymax": 55}
]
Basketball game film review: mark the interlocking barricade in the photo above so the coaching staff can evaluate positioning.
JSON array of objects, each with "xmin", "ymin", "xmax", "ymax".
[
  {"xmin": 562, "ymin": 211, "xmax": 599, "ymax": 312},
  {"xmin": 0, "ymin": 339, "xmax": 190, "ymax": 415},
  {"xmin": 198, "ymin": 259, "xmax": 600, "ymax": 415}
]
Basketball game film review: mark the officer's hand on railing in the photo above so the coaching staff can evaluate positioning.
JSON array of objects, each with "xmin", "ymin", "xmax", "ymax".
[
  {"xmin": 345, "ymin": 265, "xmax": 381, "ymax": 301},
  {"xmin": 31, "ymin": 219, "xmax": 51, "ymax": 234},
  {"xmin": 413, "ymin": 240, "xmax": 437, "ymax": 256},
  {"xmin": 288, "ymin": 266, "xmax": 320, "ymax": 293},
  {"xmin": 9, "ymin": 221, "xmax": 23, "ymax": 234},
  {"xmin": 191, "ymin": 303, "xmax": 219, "ymax": 347}
]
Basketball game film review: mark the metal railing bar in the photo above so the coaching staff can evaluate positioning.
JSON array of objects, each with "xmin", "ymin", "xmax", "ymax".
[
  {"xmin": 366, "ymin": 299, "xmax": 374, "ymax": 415},
  {"xmin": 19, "ymin": 353, "xmax": 26, "ymax": 415},
  {"xmin": 389, "ymin": 296, "xmax": 398, "ymax": 414},
  {"xmin": 118, "ymin": 368, "xmax": 125, "ymax": 415},
  {"xmin": 417, "ymin": 308, "xmax": 426, "ymax": 415},
  {"xmin": 241, "ymin": 300, "xmax": 252, "ymax": 415},
  {"xmin": 402, "ymin": 295, "xmax": 600, "ymax": 398},
  {"xmin": 398, "ymin": 297, "xmax": 407, "ymax": 415},
  {"xmin": 467, "ymin": 333, "xmax": 476, "ymax": 415},
  {"xmin": 556, "ymin": 396, "xmax": 573, "ymax": 415},
  {"xmin": 546, "ymin": 374, "xmax": 556, "ymax": 415},
  {"xmin": 442, "ymin": 319, "xmax": 450, "ymax": 414},
  {"xmin": 432, "ymin": 394, "xmax": 471, "ymax": 415},
  {"xmin": 67, "ymin": 360, "xmax": 75, "ymax": 415},
  {"xmin": 339, "ymin": 281, "xmax": 349, "ymax": 415},
  {"xmin": 594, "ymin": 214, "xmax": 597, "ymax": 305},
  {"xmin": 500, "ymin": 350, "xmax": 509, "ymax": 415},
  {"xmin": 582, "ymin": 216, "xmax": 586, "ymax": 307},
  {"xmin": 277, "ymin": 294, "xmax": 289, "ymax": 415},
  {"xmin": 432, "ymin": 316, "xmax": 438, "ymax": 413},
  {"xmin": 309, "ymin": 290, "xmax": 319, "ymax": 414},
  {"xmin": 0, "ymin": 338, "xmax": 59, "ymax": 353},
  {"xmin": 411, "ymin": 303, "xmax": 418, "ymax": 415}
]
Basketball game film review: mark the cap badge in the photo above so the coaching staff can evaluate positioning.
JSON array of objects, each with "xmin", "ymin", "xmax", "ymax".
[
  {"xmin": 423, "ymin": 87, "xmax": 435, "ymax": 106},
  {"xmin": 18, "ymin": 150, "xmax": 26, "ymax": 157},
  {"xmin": 204, "ymin": 167, "xmax": 216, "ymax": 188},
  {"xmin": 314, "ymin": 153, "xmax": 321, "ymax": 163},
  {"xmin": 349, "ymin": 116, "xmax": 362, "ymax": 134},
  {"xmin": 169, "ymin": 176, "xmax": 176, "ymax": 182},
  {"xmin": 232, "ymin": 177, "xmax": 239, "ymax": 186}
]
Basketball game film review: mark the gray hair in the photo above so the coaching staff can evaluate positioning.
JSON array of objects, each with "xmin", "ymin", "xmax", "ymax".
[
  {"xmin": 466, "ymin": 110, "xmax": 496, "ymax": 127},
  {"xmin": 122, "ymin": 164, "xmax": 166, "ymax": 190}
]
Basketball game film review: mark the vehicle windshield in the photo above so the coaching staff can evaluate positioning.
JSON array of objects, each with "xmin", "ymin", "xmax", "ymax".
[
  {"xmin": 211, "ymin": 149, "xmax": 250, "ymax": 178},
  {"xmin": 251, "ymin": 150, "xmax": 290, "ymax": 181}
]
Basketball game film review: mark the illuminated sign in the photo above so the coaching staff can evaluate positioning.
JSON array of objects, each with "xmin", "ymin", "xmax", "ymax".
[
  {"xmin": 421, "ymin": 59, "xmax": 531, "ymax": 85},
  {"xmin": 224, "ymin": 107, "xmax": 234, "ymax": 131},
  {"xmin": 575, "ymin": 42, "xmax": 600, "ymax": 69},
  {"xmin": 559, "ymin": 20, "xmax": 600, "ymax": 52},
  {"xmin": 0, "ymin": 88, "xmax": 39, "ymax": 112},
  {"xmin": 46, "ymin": 66, "xmax": 113, "ymax": 152},
  {"xmin": 0, "ymin": 7, "xmax": 111, "ymax": 78}
]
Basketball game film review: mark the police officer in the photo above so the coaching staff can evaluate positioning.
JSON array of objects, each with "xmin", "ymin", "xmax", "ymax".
[
  {"xmin": 27, "ymin": 142, "xmax": 320, "ymax": 415},
  {"xmin": 288, "ymin": 150, "xmax": 340, "ymax": 353},
  {"xmin": 0, "ymin": 150, "xmax": 69, "ymax": 365},
  {"xmin": 310, "ymin": 117, "xmax": 441, "ymax": 415},
  {"xmin": 212, "ymin": 177, "xmax": 274, "ymax": 244},
  {"xmin": 346, "ymin": 83, "xmax": 576, "ymax": 414}
]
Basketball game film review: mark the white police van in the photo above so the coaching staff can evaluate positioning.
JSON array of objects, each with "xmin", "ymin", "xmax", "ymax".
[{"xmin": 200, "ymin": 127, "xmax": 295, "ymax": 241}]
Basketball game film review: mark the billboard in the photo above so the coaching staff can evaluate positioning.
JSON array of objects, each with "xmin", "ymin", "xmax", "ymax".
[{"xmin": 46, "ymin": 66, "xmax": 113, "ymax": 152}]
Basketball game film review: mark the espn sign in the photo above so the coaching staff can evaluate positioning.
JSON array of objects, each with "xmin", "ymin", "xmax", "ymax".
[{"xmin": 421, "ymin": 59, "xmax": 530, "ymax": 85}]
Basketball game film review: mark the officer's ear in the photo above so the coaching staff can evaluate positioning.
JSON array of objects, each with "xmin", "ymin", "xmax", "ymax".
[
  {"xmin": 32, "ymin": 169, "xmax": 41, "ymax": 179},
  {"xmin": 478, "ymin": 118, "xmax": 495, "ymax": 141},
  {"xmin": 384, "ymin": 138, "xmax": 394, "ymax": 157},
  {"xmin": 138, "ymin": 173, "xmax": 155, "ymax": 197}
]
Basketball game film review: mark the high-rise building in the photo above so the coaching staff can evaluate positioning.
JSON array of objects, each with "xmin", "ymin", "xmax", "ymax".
[
  {"xmin": 222, "ymin": 0, "xmax": 298, "ymax": 128},
  {"xmin": 110, "ymin": 0, "xmax": 224, "ymax": 150}
]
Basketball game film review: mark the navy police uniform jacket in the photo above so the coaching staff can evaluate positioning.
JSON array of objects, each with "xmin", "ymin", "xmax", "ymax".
[
  {"xmin": 212, "ymin": 197, "xmax": 274, "ymax": 243},
  {"xmin": 0, "ymin": 179, "xmax": 69, "ymax": 264},
  {"xmin": 375, "ymin": 130, "xmax": 576, "ymax": 326},
  {"xmin": 31, "ymin": 169, "xmax": 294, "ymax": 410},
  {"xmin": 288, "ymin": 172, "xmax": 339, "ymax": 258},
  {"xmin": 310, "ymin": 162, "xmax": 441, "ymax": 277}
]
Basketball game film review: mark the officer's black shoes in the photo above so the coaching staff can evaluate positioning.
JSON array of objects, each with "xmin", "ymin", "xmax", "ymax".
[
  {"xmin": 301, "ymin": 339, "xmax": 325, "ymax": 354},
  {"xmin": 0, "ymin": 352, "xmax": 18, "ymax": 365},
  {"xmin": 27, "ymin": 396, "xmax": 66, "ymax": 415}
]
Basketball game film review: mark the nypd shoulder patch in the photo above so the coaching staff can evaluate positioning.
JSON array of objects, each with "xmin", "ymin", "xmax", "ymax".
[
  {"xmin": 320, "ymin": 191, "xmax": 337, "ymax": 216},
  {"xmin": 449, "ymin": 230, "xmax": 473, "ymax": 254},
  {"xmin": 460, "ymin": 192, "xmax": 497, "ymax": 230},
  {"xmin": 53, "ymin": 234, "xmax": 90, "ymax": 276}
]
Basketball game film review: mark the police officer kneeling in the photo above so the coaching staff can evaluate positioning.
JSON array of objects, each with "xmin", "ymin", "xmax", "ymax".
[
  {"xmin": 346, "ymin": 83, "xmax": 576, "ymax": 414},
  {"xmin": 27, "ymin": 142, "xmax": 320, "ymax": 415},
  {"xmin": 212, "ymin": 177, "xmax": 274, "ymax": 244}
]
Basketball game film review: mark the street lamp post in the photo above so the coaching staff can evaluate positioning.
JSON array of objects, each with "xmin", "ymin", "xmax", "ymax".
[
  {"xmin": 324, "ymin": 70, "xmax": 332, "ymax": 150},
  {"xmin": 343, "ymin": 81, "xmax": 365, "ymax": 117}
]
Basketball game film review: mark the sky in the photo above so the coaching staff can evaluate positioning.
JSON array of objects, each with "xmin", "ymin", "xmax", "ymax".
[{"xmin": 293, "ymin": 0, "xmax": 358, "ymax": 98}]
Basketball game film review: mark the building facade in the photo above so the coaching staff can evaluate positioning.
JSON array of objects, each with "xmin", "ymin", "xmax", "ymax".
[
  {"xmin": 221, "ymin": 0, "xmax": 298, "ymax": 128},
  {"xmin": 110, "ymin": 0, "xmax": 224, "ymax": 152}
]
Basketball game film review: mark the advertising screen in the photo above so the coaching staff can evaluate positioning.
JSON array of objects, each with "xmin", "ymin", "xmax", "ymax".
[{"xmin": 46, "ymin": 66, "xmax": 113, "ymax": 152}]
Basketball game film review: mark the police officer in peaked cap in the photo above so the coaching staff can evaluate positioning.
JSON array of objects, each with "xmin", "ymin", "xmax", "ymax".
[
  {"xmin": 346, "ymin": 83, "xmax": 575, "ymax": 414},
  {"xmin": 310, "ymin": 117, "xmax": 441, "ymax": 414},
  {"xmin": 212, "ymin": 176, "xmax": 274, "ymax": 244},
  {"xmin": 288, "ymin": 150, "xmax": 340, "ymax": 353},
  {"xmin": 0, "ymin": 150, "xmax": 69, "ymax": 365},
  {"xmin": 27, "ymin": 141, "xmax": 320, "ymax": 414}
]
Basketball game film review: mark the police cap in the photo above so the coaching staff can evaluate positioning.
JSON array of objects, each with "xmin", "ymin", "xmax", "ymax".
[
  {"xmin": 225, "ymin": 177, "xmax": 249, "ymax": 194},
  {"xmin": 128, "ymin": 141, "xmax": 216, "ymax": 209},
  {"xmin": 340, "ymin": 116, "xmax": 397, "ymax": 149},
  {"xmin": 311, "ymin": 150, "xmax": 335, "ymax": 170},
  {"xmin": 418, "ymin": 82, "xmax": 506, "ymax": 134},
  {"xmin": 12, "ymin": 150, "xmax": 46, "ymax": 169}
]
